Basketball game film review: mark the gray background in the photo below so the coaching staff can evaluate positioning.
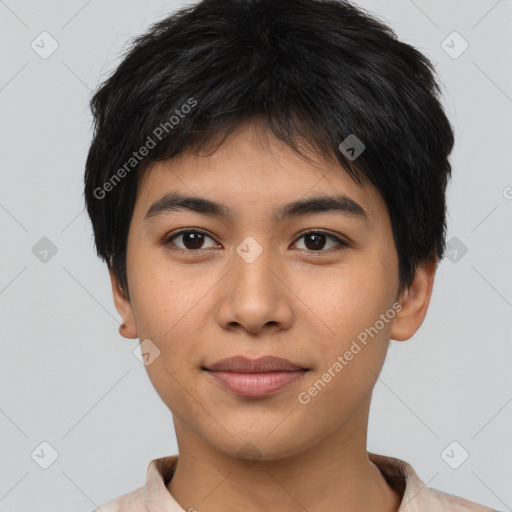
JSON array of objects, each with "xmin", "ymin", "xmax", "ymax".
[{"xmin": 0, "ymin": 0, "xmax": 511, "ymax": 511}]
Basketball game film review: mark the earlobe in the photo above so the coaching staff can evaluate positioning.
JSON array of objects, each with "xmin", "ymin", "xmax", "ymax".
[
  {"xmin": 390, "ymin": 257, "xmax": 437, "ymax": 342},
  {"xmin": 108, "ymin": 268, "xmax": 138, "ymax": 339}
]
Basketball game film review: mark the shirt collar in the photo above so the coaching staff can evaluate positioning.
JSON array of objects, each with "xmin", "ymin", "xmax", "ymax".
[{"xmin": 141, "ymin": 452, "xmax": 452, "ymax": 512}]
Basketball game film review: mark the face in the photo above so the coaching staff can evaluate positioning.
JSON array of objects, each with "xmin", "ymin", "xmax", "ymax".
[{"xmin": 111, "ymin": 120, "xmax": 433, "ymax": 461}]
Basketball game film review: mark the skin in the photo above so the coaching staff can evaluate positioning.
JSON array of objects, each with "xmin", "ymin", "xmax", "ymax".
[{"xmin": 110, "ymin": 119, "xmax": 436, "ymax": 512}]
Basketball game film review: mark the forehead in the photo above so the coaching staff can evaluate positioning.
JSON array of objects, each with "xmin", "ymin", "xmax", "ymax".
[{"xmin": 134, "ymin": 121, "xmax": 384, "ymax": 223}]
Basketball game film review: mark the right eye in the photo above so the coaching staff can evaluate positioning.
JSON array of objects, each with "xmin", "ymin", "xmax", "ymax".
[{"xmin": 164, "ymin": 228, "xmax": 221, "ymax": 252}]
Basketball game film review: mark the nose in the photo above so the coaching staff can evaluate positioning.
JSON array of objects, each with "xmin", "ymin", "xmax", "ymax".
[{"xmin": 216, "ymin": 239, "xmax": 294, "ymax": 335}]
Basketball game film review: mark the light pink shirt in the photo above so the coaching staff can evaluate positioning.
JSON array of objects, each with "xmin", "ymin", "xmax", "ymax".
[{"xmin": 94, "ymin": 452, "xmax": 498, "ymax": 511}]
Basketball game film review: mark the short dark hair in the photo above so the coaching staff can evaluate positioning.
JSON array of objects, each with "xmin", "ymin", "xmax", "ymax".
[{"xmin": 84, "ymin": 0, "xmax": 454, "ymax": 301}]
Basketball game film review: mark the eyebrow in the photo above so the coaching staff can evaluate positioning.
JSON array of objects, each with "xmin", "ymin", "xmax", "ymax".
[{"xmin": 144, "ymin": 191, "xmax": 368, "ymax": 224}]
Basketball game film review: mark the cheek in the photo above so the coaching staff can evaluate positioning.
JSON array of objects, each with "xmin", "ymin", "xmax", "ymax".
[
  {"xmin": 127, "ymin": 260, "xmax": 210, "ymax": 380},
  {"xmin": 314, "ymin": 260, "xmax": 395, "ymax": 339},
  {"xmin": 308, "ymin": 256, "xmax": 396, "ymax": 384},
  {"xmin": 127, "ymin": 249, "xmax": 204, "ymax": 339},
  {"xmin": 298, "ymin": 301, "xmax": 393, "ymax": 428}
]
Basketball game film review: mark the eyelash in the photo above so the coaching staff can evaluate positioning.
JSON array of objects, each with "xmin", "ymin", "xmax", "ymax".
[{"xmin": 163, "ymin": 228, "xmax": 350, "ymax": 254}]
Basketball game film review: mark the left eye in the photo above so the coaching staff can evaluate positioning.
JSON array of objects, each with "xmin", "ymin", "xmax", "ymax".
[
  {"xmin": 164, "ymin": 229, "xmax": 348, "ymax": 252},
  {"xmin": 293, "ymin": 230, "xmax": 349, "ymax": 252}
]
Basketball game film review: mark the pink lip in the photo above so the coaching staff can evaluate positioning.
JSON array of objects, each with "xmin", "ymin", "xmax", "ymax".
[{"xmin": 204, "ymin": 356, "xmax": 309, "ymax": 398}]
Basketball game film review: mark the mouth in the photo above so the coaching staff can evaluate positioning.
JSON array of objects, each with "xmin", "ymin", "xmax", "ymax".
[{"xmin": 202, "ymin": 355, "xmax": 310, "ymax": 398}]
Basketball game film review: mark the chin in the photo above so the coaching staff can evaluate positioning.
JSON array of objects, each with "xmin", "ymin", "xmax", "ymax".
[{"xmin": 206, "ymin": 424, "xmax": 315, "ymax": 463}]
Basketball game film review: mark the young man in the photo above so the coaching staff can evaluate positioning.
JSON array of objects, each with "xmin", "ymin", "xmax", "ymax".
[{"xmin": 84, "ymin": 0, "xmax": 497, "ymax": 510}]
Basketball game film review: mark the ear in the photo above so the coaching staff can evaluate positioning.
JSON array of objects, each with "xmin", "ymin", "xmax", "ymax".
[
  {"xmin": 108, "ymin": 268, "xmax": 138, "ymax": 339},
  {"xmin": 390, "ymin": 257, "xmax": 437, "ymax": 342}
]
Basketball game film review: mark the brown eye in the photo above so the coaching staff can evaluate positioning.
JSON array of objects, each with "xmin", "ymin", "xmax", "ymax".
[
  {"xmin": 165, "ymin": 229, "xmax": 219, "ymax": 251},
  {"xmin": 293, "ymin": 230, "xmax": 349, "ymax": 252}
]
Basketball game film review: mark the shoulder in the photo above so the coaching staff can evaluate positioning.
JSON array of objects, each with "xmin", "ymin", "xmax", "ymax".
[
  {"xmin": 422, "ymin": 487, "xmax": 499, "ymax": 511},
  {"xmin": 90, "ymin": 455, "xmax": 180, "ymax": 512},
  {"xmin": 91, "ymin": 485, "xmax": 147, "ymax": 512},
  {"xmin": 368, "ymin": 452, "xmax": 498, "ymax": 512}
]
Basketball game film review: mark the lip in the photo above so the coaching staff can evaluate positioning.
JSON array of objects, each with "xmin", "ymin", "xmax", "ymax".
[
  {"xmin": 203, "ymin": 356, "xmax": 310, "ymax": 398},
  {"xmin": 205, "ymin": 355, "xmax": 308, "ymax": 373}
]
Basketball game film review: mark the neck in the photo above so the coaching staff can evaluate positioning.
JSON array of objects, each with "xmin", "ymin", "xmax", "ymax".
[{"xmin": 167, "ymin": 402, "xmax": 401, "ymax": 512}]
